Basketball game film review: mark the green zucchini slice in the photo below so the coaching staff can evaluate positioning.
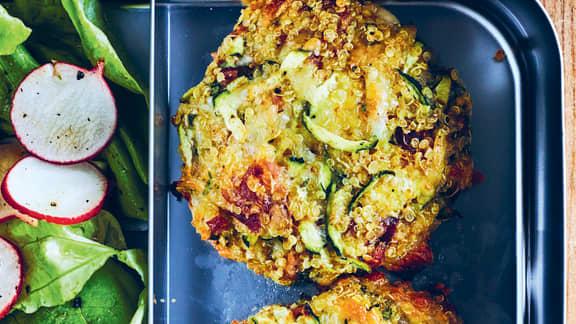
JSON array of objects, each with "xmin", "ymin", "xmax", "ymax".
[
  {"xmin": 214, "ymin": 90, "xmax": 247, "ymax": 141},
  {"xmin": 348, "ymin": 170, "xmax": 395, "ymax": 213},
  {"xmin": 298, "ymin": 221, "xmax": 326, "ymax": 254},
  {"xmin": 326, "ymin": 184, "xmax": 372, "ymax": 273},
  {"xmin": 398, "ymin": 70, "xmax": 430, "ymax": 106},
  {"xmin": 241, "ymin": 233, "xmax": 258, "ymax": 248},
  {"xmin": 318, "ymin": 162, "xmax": 332, "ymax": 192},
  {"xmin": 435, "ymin": 75, "xmax": 452, "ymax": 107},
  {"xmin": 228, "ymin": 36, "xmax": 244, "ymax": 56},
  {"xmin": 302, "ymin": 112, "xmax": 378, "ymax": 152},
  {"xmin": 281, "ymin": 50, "xmax": 310, "ymax": 71}
]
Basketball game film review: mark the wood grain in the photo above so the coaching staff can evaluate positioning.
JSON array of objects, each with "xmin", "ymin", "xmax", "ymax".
[{"xmin": 539, "ymin": 0, "xmax": 575, "ymax": 322}]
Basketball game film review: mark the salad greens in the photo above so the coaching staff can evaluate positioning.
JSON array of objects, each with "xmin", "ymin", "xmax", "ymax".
[
  {"xmin": 61, "ymin": 0, "xmax": 144, "ymax": 94},
  {"xmin": 9, "ymin": 0, "xmax": 143, "ymax": 94},
  {"xmin": 103, "ymin": 137, "xmax": 149, "ymax": 221},
  {"xmin": 2, "ymin": 261, "xmax": 143, "ymax": 324},
  {"xmin": 0, "ymin": 5, "xmax": 30, "ymax": 55},
  {"xmin": 0, "ymin": 212, "xmax": 146, "ymax": 318},
  {"xmin": 0, "ymin": 46, "xmax": 38, "ymax": 92},
  {"xmin": 0, "ymin": 1, "xmax": 149, "ymax": 322}
]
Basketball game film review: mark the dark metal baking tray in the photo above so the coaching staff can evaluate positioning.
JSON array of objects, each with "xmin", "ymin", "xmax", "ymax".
[{"xmin": 149, "ymin": 1, "xmax": 564, "ymax": 323}]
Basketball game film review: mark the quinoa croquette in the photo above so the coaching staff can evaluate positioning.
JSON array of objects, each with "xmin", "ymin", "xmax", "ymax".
[
  {"xmin": 232, "ymin": 273, "xmax": 462, "ymax": 324},
  {"xmin": 174, "ymin": 0, "xmax": 473, "ymax": 285}
]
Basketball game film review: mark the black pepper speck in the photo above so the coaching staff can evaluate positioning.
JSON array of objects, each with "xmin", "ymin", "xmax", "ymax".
[{"xmin": 72, "ymin": 297, "xmax": 82, "ymax": 308}]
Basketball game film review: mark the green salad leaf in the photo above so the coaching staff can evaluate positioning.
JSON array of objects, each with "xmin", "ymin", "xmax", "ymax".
[
  {"xmin": 0, "ymin": 4, "xmax": 31, "ymax": 55},
  {"xmin": 103, "ymin": 137, "xmax": 149, "ymax": 221},
  {"xmin": 75, "ymin": 209, "xmax": 127, "ymax": 250},
  {"xmin": 130, "ymin": 290, "xmax": 147, "ymax": 324},
  {"xmin": 8, "ymin": 0, "xmax": 143, "ymax": 94},
  {"xmin": 0, "ymin": 45, "xmax": 38, "ymax": 90},
  {"xmin": 0, "ymin": 45, "xmax": 38, "ymax": 135},
  {"xmin": 0, "ymin": 69, "xmax": 13, "ymax": 135},
  {"xmin": 3, "ymin": 260, "xmax": 143, "ymax": 324},
  {"xmin": 61, "ymin": 0, "xmax": 143, "ymax": 94},
  {"xmin": 0, "ymin": 211, "xmax": 146, "ymax": 317},
  {"xmin": 10, "ymin": 0, "xmax": 77, "ymax": 35},
  {"xmin": 116, "ymin": 249, "xmax": 148, "ymax": 324},
  {"xmin": 10, "ymin": 0, "xmax": 86, "ymax": 66}
]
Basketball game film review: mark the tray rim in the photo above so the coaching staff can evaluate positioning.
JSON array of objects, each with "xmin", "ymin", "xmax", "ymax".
[
  {"xmin": 534, "ymin": 0, "xmax": 566, "ymax": 321},
  {"xmin": 533, "ymin": 2, "xmax": 568, "ymax": 323}
]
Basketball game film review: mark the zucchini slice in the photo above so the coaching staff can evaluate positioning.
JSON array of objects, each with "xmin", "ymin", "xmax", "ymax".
[
  {"xmin": 398, "ymin": 70, "xmax": 430, "ymax": 106},
  {"xmin": 318, "ymin": 162, "xmax": 332, "ymax": 192},
  {"xmin": 326, "ymin": 184, "xmax": 372, "ymax": 272},
  {"xmin": 251, "ymin": 306, "xmax": 288, "ymax": 324},
  {"xmin": 435, "ymin": 75, "xmax": 452, "ymax": 107},
  {"xmin": 326, "ymin": 184, "xmax": 348, "ymax": 256},
  {"xmin": 214, "ymin": 90, "xmax": 247, "ymax": 141},
  {"xmin": 296, "ymin": 315, "xmax": 320, "ymax": 324},
  {"xmin": 348, "ymin": 170, "xmax": 395, "ymax": 213},
  {"xmin": 281, "ymin": 50, "xmax": 310, "ymax": 71},
  {"xmin": 302, "ymin": 112, "xmax": 378, "ymax": 152},
  {"xmin": 286, "ymin": 156, "xmax": 308, "ymax": 183},
  {"xmin": 227, "ymin": 36, "xmax": 244, "ymax": 56},
  {"xmin": 242, "ymin": 233, "xmax": 258, "ymax": 248},
  {"xmin": 298, "ymin": 220, "xmax": 326, "ymax": 254},
  {"xmin": 349, "ymin": 258, "xmax": 371, "ymax": 273},
  {"xmin": 299, "ymin": 304, "xmax": 321, "ymax": 324}
]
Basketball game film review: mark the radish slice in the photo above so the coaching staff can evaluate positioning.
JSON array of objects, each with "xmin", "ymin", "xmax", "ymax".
[
  {"xmin": 0, "ymin": 139, "xmax": 37, "ymax": 226},
  {"xmin": 0, "ymin": 237, "xmax": 22, "ymax": 319},
  {"xmin": 11, "ymin": 60, "xmax": 117, "ymax": 164},
  {"xmin": 1, "ymin": 156, "xmax": 108, "ymax": 225}
]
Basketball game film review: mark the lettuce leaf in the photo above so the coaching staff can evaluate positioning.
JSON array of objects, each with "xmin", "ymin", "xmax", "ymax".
[
  {"xmin": 0, "ymin": 45, "xmax": 38, "ymax": 90},
  {"xmin": 0, "ymin": 4, "xmax": 31, "ymax": 55},
  {"xmin": 117, "ymin": 249, "xmax": 148, "ymax": 324},
  {"xmin": 61, "ymin": 0, "xmax": 144, "ymax": 94},
  {"xmin": 0, "ymin": 45, "xmax": 38, "ymax": 135},
  {"xmin": 9, "ymin": 0, "xmax": 143, "ymax": 94},
  {"xmin": 75, "ymin": 209, "xmax": 127, "ymax": 250},
  {"xmin": 0, "ymin": 211, "xmax": 146, "ymax": 319},
  {"xmin": 2, "ymin": 260, "xmax": 143, "ymax": 324}
]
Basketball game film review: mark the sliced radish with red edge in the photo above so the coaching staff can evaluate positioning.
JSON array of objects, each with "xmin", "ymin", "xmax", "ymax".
[
  {"xmin": 11, "ymin": 60, "xmax": 116, "ymax": 164},
  {"xmin": 1, "ymin": 156, "xmax": 108, "ymax": 225},
  {"xmin": 0, "ymin": 237, "xmax": 22, "ymax": 319},
  {"xmin": 0, "ymin": 139, "xmax": 37, "ymax": 226}
]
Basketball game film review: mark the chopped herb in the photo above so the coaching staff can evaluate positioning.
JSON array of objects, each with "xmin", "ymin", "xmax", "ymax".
[
  {"xmin": 382, "ymin": 305, "xmax": 392, "ymax": 320},
  {"xmin": 202, "ymin": 173, "xmax": 213, "ymax": 195},
  {"xmin": 289, "ymin": 156, "xmax": 305, "ymax": 164},
  {"xmin": 209, "ymin": 81, "xmax": 224, "ymax": 97}
]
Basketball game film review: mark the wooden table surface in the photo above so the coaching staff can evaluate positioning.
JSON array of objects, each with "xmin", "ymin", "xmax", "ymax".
[{"xmin": 539, "ymin": 0, "xmax": 575, "ymax": 322}]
